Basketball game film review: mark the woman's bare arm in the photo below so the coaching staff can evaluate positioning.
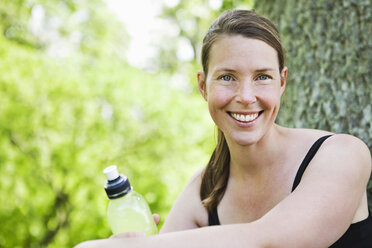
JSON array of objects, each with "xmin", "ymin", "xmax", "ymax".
[
  {"xmin": 75, "ymin": 222, "xmax": 266, "ymax": 248},
  {"xmin": 252, "ymin": 134, "xmax": 371, "ymax": 247},
  {"xmin": 75, "ymin": 134, "xmax": 371, "ymax": 248}
]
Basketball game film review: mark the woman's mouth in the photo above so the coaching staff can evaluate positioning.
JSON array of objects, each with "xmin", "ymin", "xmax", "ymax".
[{"xmin": 228, "ymin": 111, "xmax": 263, "ymax": 123}]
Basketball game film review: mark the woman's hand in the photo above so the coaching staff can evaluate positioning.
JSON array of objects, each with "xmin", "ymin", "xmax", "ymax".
[{"xmin": 74, "ymin": 214, "xmax": 161, "ymax": 247}]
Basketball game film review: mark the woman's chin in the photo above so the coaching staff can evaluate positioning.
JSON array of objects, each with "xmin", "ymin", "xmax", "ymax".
[{"xmin": 228, "ymin": 134, "xmax": 260, "ymax": 147}]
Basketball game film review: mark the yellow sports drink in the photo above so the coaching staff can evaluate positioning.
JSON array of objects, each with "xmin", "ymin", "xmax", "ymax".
[{"xmin": 103, "ymin": 165, "xmax": 158, "ymax": 235}]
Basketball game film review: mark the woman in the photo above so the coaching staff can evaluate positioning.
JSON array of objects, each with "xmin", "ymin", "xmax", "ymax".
[{"xmin": 76, "ymin": 9, "xmax": 372, "ymax": 247}]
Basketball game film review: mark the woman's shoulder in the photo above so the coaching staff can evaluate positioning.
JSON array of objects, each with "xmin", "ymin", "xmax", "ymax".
[
  {"xmin": 288, "ymin": 128, "xmax": 369, "ymax": 153},
  {"xmin": 319, "ymin": 133, "xmax": 371, "ymax": 169},
  {"xmin": 186, "ymin": 167, "xmax": 206, "ymax": 187},
  {"xmin": 281, "ymin": 127, "xmax": 370, "ymax": 167},
  {"xmin": 282, "ymin": 127, "xmax": 366, "ymax": 148},
  {"xmin": 286, "ymin": 128, "xmax": 372, "ymax": 176}
]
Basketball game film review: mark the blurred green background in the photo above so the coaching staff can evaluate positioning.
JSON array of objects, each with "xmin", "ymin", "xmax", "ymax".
[{"xmin": 0, "ymin": 0, "xmax": 371, "ymax": 247}]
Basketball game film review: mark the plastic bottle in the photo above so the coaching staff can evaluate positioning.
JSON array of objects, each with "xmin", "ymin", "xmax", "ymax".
[{"xmin": 103, "ymin": 165, "xmax": 158, "ymax": 235}]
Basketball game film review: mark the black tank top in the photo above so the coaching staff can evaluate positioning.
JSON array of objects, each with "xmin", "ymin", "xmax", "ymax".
[{"xmin": 208, "ymin": 135, "xmax": 372, "ymax": 247}]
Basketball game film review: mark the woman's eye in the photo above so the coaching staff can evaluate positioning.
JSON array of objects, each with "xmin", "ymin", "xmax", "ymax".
[
  {"xmin": 220, "ymin": 75, "xmax": 232, "ymax": 81},
  {"xmin": 257, "ymin": 74, "xmax": 270, "ymax": 80}
]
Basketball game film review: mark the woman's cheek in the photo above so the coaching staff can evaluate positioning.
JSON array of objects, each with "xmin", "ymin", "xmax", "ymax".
[
  {"xmin": 207, "ymin": 86, "xmax": 234, "ymax": 108},
  {"xmin": 256, "ymin": 87, "xmax": 281, "ymax": 106}
]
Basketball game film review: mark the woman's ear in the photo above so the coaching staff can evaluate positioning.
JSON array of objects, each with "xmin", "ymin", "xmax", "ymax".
[
  {"xmin": 280, "ymin": 66, "xmax": 288, "ymax": 96},
  {"xmin": 197, "ymin": 71, "xmax": 207, "ymax": 100}
]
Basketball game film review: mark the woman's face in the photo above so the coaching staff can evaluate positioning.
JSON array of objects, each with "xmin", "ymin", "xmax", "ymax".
[{"xmin": 198, "ymin": 35, "xmax": 287, "ymax": 146}]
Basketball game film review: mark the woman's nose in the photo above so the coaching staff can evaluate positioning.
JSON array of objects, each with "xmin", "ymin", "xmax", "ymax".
[{"xmin": 236, "ymin": 82, "xmax": 256, "ymax": 105}]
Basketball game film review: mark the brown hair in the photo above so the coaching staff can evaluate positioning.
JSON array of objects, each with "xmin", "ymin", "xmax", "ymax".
[{"xmin": 200, "ymin": 9, "xmax": 285, "ymax": 212}]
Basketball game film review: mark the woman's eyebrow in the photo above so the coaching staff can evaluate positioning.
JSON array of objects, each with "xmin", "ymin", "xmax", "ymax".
[
  {"xmin": 214, "ymin": 67, "xmax": 276, "ymax": 72},
  {"xmin": 212, "ymin": 67, "xmax": 276, "ymax": 75},
  {"xmin": 254, "ymin": 68, "xmax": 276, "ymax": 72},
  {"xmin": 214, "ymin": 68, "xmax": 236, "ymax": 73}
]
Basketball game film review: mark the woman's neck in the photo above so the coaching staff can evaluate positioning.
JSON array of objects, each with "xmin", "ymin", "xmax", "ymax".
[{"xmin": 227, "ymin": 125, "xmax": 290, "ymax": 182}]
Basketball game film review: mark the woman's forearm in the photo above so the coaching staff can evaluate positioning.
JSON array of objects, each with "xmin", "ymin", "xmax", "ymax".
[{"xmin": 75, "ymin": 223, "xmax": 268, "ymax": 248}]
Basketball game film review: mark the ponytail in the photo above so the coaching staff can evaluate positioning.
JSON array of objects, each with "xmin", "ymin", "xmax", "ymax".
[{"xmin": 200, "ymin": 129, "xmax": 230, "ymax": 212}]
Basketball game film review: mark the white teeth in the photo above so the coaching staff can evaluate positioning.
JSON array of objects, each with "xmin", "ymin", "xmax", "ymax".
[{"xmin": 231, "ymin": 113, "xmax": 259, "ymax": 122}]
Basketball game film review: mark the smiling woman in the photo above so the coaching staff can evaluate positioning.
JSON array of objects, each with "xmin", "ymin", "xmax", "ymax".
[
  {"xmin": 75, "ymin": 9, "xmax": 372, "ymax": 248},
  {"xmin": 197, "ymin": 36, "xmax": 285, "ymax": 147}
]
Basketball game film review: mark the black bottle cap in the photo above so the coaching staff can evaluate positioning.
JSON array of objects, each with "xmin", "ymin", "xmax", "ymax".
[{"xmin": 103, "ymin": 165, "xmax": 132, "ymax": 199}]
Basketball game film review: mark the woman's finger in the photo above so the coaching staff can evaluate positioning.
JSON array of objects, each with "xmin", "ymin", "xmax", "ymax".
[{"xmin": 153, "ymin": 213, "xmax": 160, "ymax": 225}]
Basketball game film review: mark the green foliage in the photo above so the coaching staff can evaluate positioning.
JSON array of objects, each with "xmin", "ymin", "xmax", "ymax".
[
  {"xmin": 158, "ymin": 0, "xmax": 254, "ymax": 72},
  {"xmin": 0, "ymin": 0, "xmax": 128, "ymax": 57},
  {"xmin": 255, "ymin": 0, "xmax": 372, "ymax": 208},
  {"xmin": 0, "ymin": 27, "xmax": 214, "ymax": 248}
]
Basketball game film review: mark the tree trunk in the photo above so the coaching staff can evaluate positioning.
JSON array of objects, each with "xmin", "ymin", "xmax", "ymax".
[{"xmin": 255, "ymin": 0, "xmax": 372, "ymax": 209}]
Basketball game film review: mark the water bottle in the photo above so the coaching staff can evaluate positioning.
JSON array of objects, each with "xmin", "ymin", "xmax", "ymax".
[{"xmin": 103, "ymin": 165, "xmax": 158, "ymax": 235}]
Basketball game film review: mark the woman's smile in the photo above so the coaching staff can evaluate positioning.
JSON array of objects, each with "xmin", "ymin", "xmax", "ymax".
[{"xmin": 228, "ymin": 111, "xmax": 263, "ymax": 127}]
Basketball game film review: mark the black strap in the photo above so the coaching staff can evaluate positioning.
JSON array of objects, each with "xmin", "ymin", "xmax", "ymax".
[
  {"xmin": 208, "ymin": 207, "xmax": 221, "ymax": 225},
  {"xmin": 291, "ymin": 135, "xmax": 333, "ymax": 192}
]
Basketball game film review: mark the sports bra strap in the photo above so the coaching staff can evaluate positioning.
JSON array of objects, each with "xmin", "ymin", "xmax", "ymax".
[
  {"xmin": 291, "ymin": 135, "xmax": 333, "ymax": 192},
  {"xmin": 208, "ymin": 207, "xmax": 220, "ymax": 226}
]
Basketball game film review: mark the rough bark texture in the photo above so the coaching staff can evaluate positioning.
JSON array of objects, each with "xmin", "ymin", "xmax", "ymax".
[{"xmin": 254, "ymin": 0, "xmax": 372, "ymax": 209}]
